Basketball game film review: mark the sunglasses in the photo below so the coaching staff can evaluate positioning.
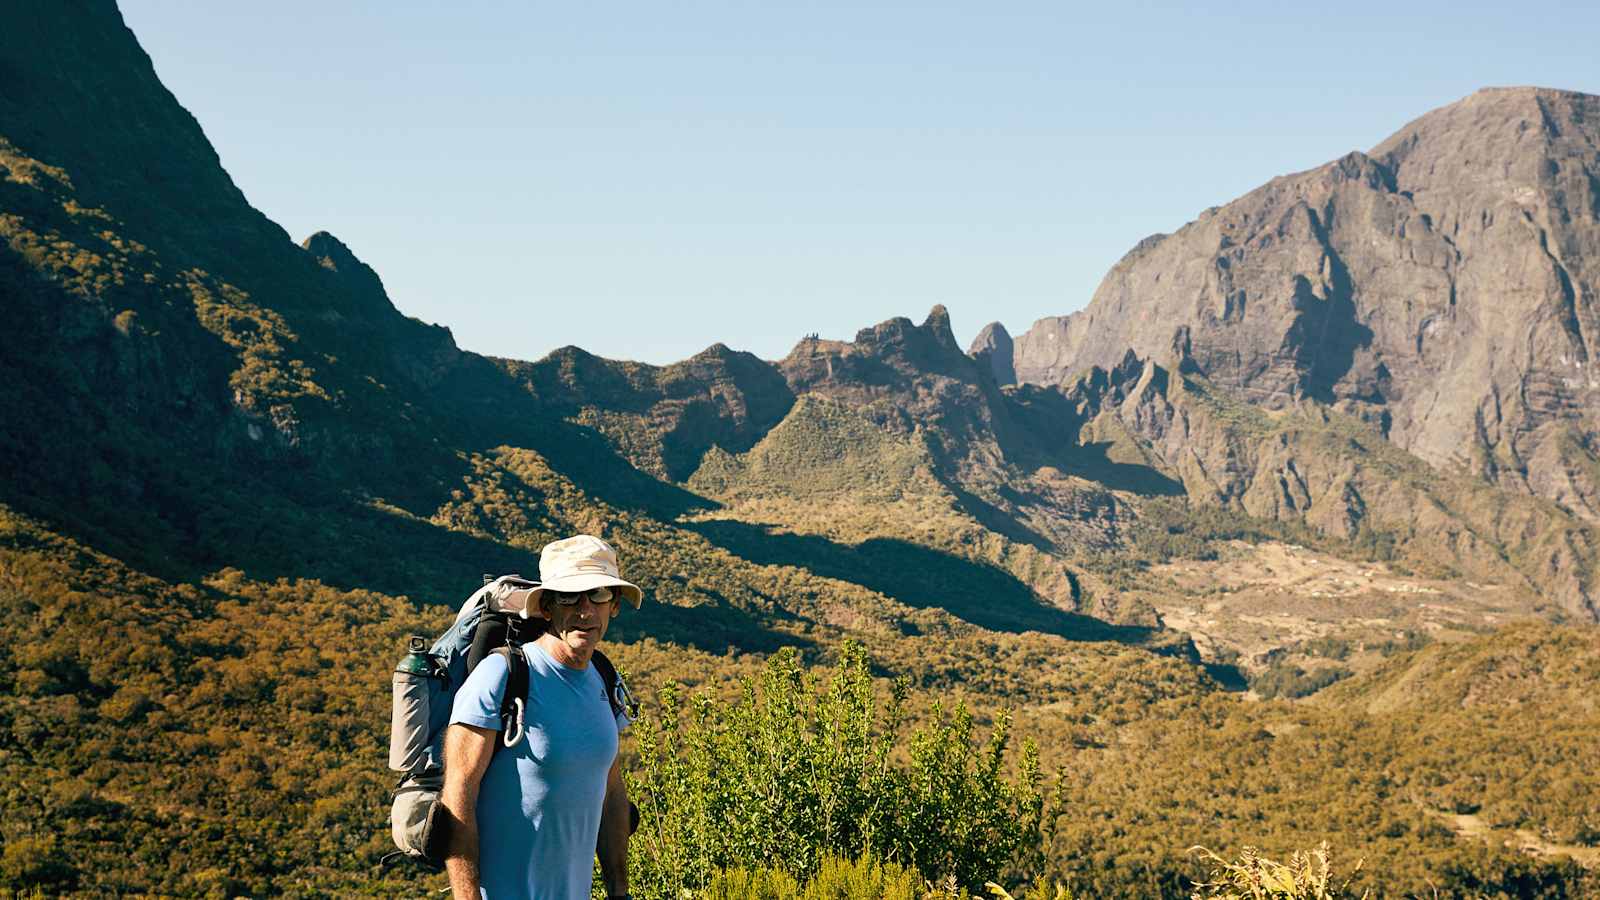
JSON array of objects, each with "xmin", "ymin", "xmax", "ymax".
[{"xmin": 546, "ymin": 587, "xmax": 615, "ymax": 606}]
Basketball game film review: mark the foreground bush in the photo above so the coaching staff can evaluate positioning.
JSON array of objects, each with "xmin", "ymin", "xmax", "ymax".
[
  {"xmin": 703, "ymin": 853, "xmax": 1077, "ymax": 900},
  {"xmin": 1188, "ymin": 843, "xmax": 1365, "ymax": 899},
  {"xmin": 628, "ymin": 644, "xmax": 1044, "ymax": 897},
  {"xmin": 703, "ymin": 853, "xmax": 928, "ymax": 899}
]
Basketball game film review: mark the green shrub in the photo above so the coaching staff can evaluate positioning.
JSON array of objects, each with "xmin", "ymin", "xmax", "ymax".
[
  {"xmin": 700, "ymin": 863, "xmax": 801, "ymax": 900},
  {"xmin": 1250, "ymin": 663, "xmax": 1352, "ymax": 700},
  {"xmin": 702, "ymin": 852, "xmax": 930, "ymax": 900},
  {"xmin": 0, "ymin": 834, "xmax": 76, "ymax": 891},
  {"xmin": 798, "ymin": 854, "xmax": 927, "ymax": 900},
  {"xmin": 629, "ymin": 644, "xmax": 1044, "ymax": 897}
]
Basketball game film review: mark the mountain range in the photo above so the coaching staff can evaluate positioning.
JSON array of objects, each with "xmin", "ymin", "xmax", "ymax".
[
  {"xmin": 2, "ymin": 2, "xmax": 1598, "ymax": 895},
  {"xmin": 984, "ymin": 87, "xmax": 1600, "ymax": 623}
]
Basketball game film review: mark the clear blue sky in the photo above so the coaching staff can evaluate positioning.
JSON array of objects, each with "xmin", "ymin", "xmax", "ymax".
[{"xmin": 119, "ymin": 1, "xmax": 1598, "ymax": 365}]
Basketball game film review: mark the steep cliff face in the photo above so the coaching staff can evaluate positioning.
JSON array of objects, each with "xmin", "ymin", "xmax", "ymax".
[
  {"xmin": 0, "ymin": 1, "xmax": 516, "ymax": 574},
  {"xmin": 1002, "ymin": 88, "xmax": 1600, "ymax": 520},
  {"xmin": 1043, "ymin": 353, "xmax": 1600, "ymax": 622},
  {"xmin": 0, "ymin": 3, "xmax": 281, "ymax": 265},
  {"xmin": 968, "ymin": 321, "xmax": 1016, "ymax": 387}
]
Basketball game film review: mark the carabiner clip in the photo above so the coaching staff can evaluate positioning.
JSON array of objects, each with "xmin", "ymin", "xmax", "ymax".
[{"xmin": 502, "ymin": 697, "xmax": 526, "ymax": 749}]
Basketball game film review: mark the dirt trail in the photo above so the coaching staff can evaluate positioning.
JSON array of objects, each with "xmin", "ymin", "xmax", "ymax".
[
  {"xmin": 1145, "ymin": 541, "xmax": 1536, "ymax": 678},
  {"xmin": 1430, "ymin": 810, "xmax": 1600, "ymax": 869}
]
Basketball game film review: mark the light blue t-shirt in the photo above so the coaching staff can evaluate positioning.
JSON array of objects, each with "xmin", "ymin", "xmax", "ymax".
[{"xmin": 450, "ymin": 643, "xmax": 626, "ymax": 900}]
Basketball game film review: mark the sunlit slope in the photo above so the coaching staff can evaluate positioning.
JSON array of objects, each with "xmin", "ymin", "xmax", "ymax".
[{"xmin": 1041, "ymin": 621, "xmax": 1600, "ymax": 896}]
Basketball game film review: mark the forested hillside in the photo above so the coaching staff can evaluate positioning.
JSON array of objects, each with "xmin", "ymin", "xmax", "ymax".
[{"xmin": 2, "ymin": 3, "xmax": 1598, "ymax": 897}]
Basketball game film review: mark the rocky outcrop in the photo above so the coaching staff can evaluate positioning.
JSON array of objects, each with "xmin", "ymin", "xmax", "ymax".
[
  {"xmin": 302, "ymin": 231, "xmax": 393, "ymax": 316},
  {"xmin": 500, "ymin": 342, "xmax": 796, "ymax": 481},
  {"xmin": 778, "ymin": 305, "xmax": 1018, "ymax": 474},
  {"xmin": 968, "ymin": 322, "xmax": 1015, "ymax": 386},
  {"xmin": 775, "ymin": 306, "xmax": 1133, "ymax": 551},
  {"xmin": 1009, "ymin": 88, "xmax": 1600, "ymax": 522},
  {"xmin": 1053, "ymin": 354, "xmax": 1600, "ymax": 622}
]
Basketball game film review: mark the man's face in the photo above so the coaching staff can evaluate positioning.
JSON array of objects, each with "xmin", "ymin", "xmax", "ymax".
[{"xmin": 539, "ymin": 587, "xmax": 616, "ymax": 662}]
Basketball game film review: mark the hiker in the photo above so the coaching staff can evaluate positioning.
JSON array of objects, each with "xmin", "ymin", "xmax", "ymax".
[{"xmin": 440, "ymin": 535, "xmax": 642, "ymax": 900}]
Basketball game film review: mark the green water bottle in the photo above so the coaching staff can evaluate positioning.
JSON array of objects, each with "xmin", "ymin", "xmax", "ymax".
[
  {"xmin": 389, "ymin": 635, "xmax": 436, "ymax": 772},
  {"xmin": 396, "ymin": 635, "xmax": 434, "ymax": 676}
]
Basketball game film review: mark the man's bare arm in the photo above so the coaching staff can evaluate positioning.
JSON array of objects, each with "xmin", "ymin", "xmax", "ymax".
[
  {"xmin": 597, "ymin": 753, "xmax": 631, "ymax": 898},
  {"xmin": 442, "ymin": 723, "xmax": 496, "ymax": 900}
]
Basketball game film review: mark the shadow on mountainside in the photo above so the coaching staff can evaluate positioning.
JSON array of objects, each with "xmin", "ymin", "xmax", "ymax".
[
  {"xmin": 496, "ymin": 416, "xmax": 717, "ymax": 519},
  {"xmin": 425, "ymin": 363, "xmax": 720, "ymax": 521},
  {"xmin": 999, "ymin": 382, "xmax": 1185, "ymax": 497},
  {"xmin": 1203, "ymin": 661, "xmax": 1250, "ymax": 692},
  {"xmin": 684, "ymin": 518, "xmax": 1164, "ymax": 646},
  {"xmin": 1292, "ymin": 218, "xmax": 1374, "ymax": 403},
  {"xmin": 0, "ymin": 461, "xmax": 803, "ymax": 657},
  {"xmin": 935, "ymin": 476, "xmax": 1056, "ymax": 551},
  {"xmin": 1055, "ymin": 441, "xmax": 1186, "ymax": 496},
  {"xmin": 611, "ymin": 585, "xmax": 813, "ymax": 656},
  {"xmin": 1, "ymin": 242, "xmax": 790, "ymax": 657}
]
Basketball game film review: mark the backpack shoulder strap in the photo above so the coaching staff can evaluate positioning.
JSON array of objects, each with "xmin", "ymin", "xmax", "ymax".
[
  {"xmin": 590, "ymin": 649, "xmax": 619, "ymax": 717},
  {"xmin": 590, "ymin": 649, "xmax": 636, "ymax": 721},
  {"xmin": 492, "ymin": 646, "xmax": 530, "ymax": 754}
]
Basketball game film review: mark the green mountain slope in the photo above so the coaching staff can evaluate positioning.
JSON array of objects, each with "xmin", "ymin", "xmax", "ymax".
[{"xmin": 1045, "ymin": 622, "xmax": 1600, "ymax": 895}]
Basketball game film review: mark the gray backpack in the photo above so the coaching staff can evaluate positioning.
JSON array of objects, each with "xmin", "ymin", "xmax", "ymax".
[{"xmin": 382, "ymin": 576, "xmax": 635, "ymax": 870}]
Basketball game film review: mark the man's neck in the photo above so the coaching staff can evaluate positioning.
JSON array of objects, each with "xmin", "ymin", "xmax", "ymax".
[{"xmin": 536, "ymin": 632, "xmax": 592, "ymax": 669}]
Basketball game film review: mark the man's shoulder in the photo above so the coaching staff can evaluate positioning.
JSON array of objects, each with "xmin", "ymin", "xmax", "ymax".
[
  {"xmin": 464, "ymin": 648, "xmax": 512, "ymax": 691},
  {"xmin": 450, "ymin": 647, "xmax": 513, "ymax": 729}
]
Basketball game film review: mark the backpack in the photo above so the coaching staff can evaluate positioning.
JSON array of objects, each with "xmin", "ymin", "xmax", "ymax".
[{"xmin": 382, "ymin": 575, "xmax": 638, "ymax": 870}]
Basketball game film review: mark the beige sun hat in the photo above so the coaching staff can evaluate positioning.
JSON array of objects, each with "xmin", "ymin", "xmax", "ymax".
[{"xmin": 525, "ymin": 534, "xmax": 643, "ymax": 611}]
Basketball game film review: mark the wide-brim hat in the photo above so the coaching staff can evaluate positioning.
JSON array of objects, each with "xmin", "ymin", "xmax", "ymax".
[{"xmin": 524, "ymin": 534, "xmax": 643, "ymax": 612}]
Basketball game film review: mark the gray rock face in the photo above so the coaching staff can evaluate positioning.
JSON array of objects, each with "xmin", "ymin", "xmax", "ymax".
[
  {"xmin": 1049, "ymin": 354, "xmax": 1600, "ymax": 622},
  {"xmin": 1010, "ymin": 88, "xmax": 1600, "ymax": 519},
  {"xmin": 968, "ymin": 321, "xmax": 1015, "ymax": 386}
]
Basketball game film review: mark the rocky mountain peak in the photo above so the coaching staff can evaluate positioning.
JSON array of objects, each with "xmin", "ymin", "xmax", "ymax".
[
  {"xmin": 968, "ymin": 322, "xmax": 1015, "ymax": 386},
  {"xmin": 1372, "ymin": 85, "xmax": 1599, "ymax": 206},
  {"xmin": 301, "ymin": 231, "xmax": 395, "ymax": 315},
  {"xmin": 921, "ymin": 304, "xmax": 960, "ymax": 352},
  {"xmin": 302, "ymin": 230, "xmax": 360, "ymax": 272},
  {"xmin": 1008, "ymin": 86, "xmax": 1600, "ymax": 526},
  {"xmin": 691, "ymin": 342, "xmax": 737, "ymax": 361},
  {"xmin": 788, "ymin": 307, "xmax": 979, "ymax": 393},
  {"xmin": 0, "ymin": 1, "xmax": 285, "ymax": 268}
]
